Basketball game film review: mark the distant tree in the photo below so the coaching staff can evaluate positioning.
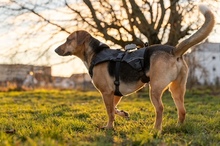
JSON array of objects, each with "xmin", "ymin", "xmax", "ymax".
[{"xmin": 0, "ymin": 0, "xmax": 218, "ymax": 65}]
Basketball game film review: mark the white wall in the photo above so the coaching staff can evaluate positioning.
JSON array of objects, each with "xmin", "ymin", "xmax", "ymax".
[{"xmin": 189, "ymin": 42, "xmax": 220, "ymax": 85}]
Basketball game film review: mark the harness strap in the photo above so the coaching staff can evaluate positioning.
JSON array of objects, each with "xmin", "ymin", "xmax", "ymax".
[{"xmin": 114, "ymin": 52, "xmax": 124, "ymax": 96}]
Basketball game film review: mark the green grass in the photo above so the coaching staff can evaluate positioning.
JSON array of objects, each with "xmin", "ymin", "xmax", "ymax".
[{"xmin": 0, "ymin": 89, "xmax": 219, "ymax": 145}]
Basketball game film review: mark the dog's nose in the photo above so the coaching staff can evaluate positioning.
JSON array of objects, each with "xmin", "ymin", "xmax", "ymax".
[
  {"xmin": 55, "ymin": 48, "xmax": 59, "ymax": 53},
  {"xmin": 55, "ymin": 47, "xmax": 62, "ymax": 55}
]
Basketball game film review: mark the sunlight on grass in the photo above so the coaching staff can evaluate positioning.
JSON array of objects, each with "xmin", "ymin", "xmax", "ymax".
[{"xmin": 0, "ymin": 89, "xmax": 219, "ymax": 145}]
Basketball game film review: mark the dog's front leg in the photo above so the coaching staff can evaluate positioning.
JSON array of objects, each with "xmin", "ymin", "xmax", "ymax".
[{"xmin": 101, "ymin": 92, "xmax": 115, "ymax": 129}]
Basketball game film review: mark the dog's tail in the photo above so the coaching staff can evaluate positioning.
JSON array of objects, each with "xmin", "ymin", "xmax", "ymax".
[{"xmin": 174, "ymin": 4, "xmax": 215, "ymax": 57}]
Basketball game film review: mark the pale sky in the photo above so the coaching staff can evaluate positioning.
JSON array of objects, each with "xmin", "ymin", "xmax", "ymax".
[{"xmin": 0, "ymin": 0, "xmax": 219, "ymax": 77}]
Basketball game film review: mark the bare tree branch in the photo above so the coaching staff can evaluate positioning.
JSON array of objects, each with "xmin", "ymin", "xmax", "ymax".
[{"xmin": 0, "ymin": 0, "xmax": 218, "ymax": 76}]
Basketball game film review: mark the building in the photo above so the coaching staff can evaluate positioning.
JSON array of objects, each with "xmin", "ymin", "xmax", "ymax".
[
  {"xmin": 70, "ymin": 73, "xmax": 94, "ymax": 90},
  {"xmin": 53, "ymin": 73, "xmax": 94, "ymax": 90},
  {"xmin": 0, "ymin": 64, "xmax": 94, "ymax": 90},
  {"xmin": 0, "ymin": 64, "xmax": 51, "ymax": 88},
  {"xmin": 187, "ymin": 42, "xmax": 220, "ymax": 85}
]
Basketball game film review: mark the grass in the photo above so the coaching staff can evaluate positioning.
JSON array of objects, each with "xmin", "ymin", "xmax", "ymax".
[{"xmin": 0, "ymin": 89, "xmax": 219, "ymax": 145}]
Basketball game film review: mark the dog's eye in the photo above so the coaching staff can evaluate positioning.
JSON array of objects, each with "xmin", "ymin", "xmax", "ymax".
[
  {"xmin": 66, "ymin": 37, "xmax": 75, "ymax": 42},
  {"xmin": 66, "ymin": 38, "xmax": 70, "ymax": 42}
]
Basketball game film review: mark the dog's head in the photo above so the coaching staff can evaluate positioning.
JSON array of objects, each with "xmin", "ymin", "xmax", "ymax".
[{"xmin": 55, "ymin": 30, "xmax": 91, "ymax": 56}]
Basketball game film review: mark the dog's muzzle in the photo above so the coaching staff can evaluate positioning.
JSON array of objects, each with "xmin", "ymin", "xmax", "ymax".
[{"xmin": 55, "ymin": 47, "xmax": 72, "ymax": 56}]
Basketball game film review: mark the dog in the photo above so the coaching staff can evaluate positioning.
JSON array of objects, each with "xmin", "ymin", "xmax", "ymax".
[{"xmin": 55, "ymin": 5, "xmax": 215, "ymax": 131}]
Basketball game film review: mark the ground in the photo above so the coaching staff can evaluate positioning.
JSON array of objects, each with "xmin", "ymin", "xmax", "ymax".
[{"xmin": 0, "ymin": 89, "xmax": 219, "ymax": 145}]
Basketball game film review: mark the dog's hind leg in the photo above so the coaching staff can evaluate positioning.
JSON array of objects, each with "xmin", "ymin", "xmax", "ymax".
[
  {"xmin": 149, "ymin": 72, "xmax": 172, "ymax": 131},
  {"xmin": 169, "ymin": 67, "xmax": 188, "ymax": 124},
  {"xmin": 114, "ymin": 96, "xmax": 129, "ymax": 118},
  {"xmin": 149, "ymin": 84, "xmax": 166, "ymax": 131},
  {"xmin": 169, "ymin": 82, "xmax": 186, "ymax": 124}
]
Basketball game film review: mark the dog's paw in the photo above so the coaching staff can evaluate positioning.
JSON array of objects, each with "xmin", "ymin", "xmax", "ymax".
[
  {"xmin": 120, "ymin": 110, "xmax": 130, "ymax": 119},
  {"xmin": 98, "ymin": 126, "xmax": 115, "ymax": 131},
  {"xmin": 5, "ymin": 129, "xmax": 16, "ymax": 134},
  {"xmin": 151, "ymin": 129, "xmax": 162, "ymax": 138},
  {"xmin": 115, "ymin": 109, "xmax": 130, "ymax": 119}
]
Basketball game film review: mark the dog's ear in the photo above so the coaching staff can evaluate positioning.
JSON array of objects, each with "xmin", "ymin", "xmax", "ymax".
[{"xmin": 76, "ymin": 31, "xmax": 91, "ymax": 45}]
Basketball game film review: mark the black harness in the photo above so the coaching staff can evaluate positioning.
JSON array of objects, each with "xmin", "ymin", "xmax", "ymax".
[
  {"xmin": 89, "ymin": 46, "xmax": 149, "ymax": 96},
  {"xmin": 88, "ymin": 41, "xmax": 175, "ymax": 96}
]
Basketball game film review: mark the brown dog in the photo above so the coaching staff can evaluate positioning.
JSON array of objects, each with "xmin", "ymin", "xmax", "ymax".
[{"xmin": 55, "ymin": 5, "xmax": 215, "ymax": 131}]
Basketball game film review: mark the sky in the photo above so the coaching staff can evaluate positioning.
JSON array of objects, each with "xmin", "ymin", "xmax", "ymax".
[
  {"xmin": 0, "ymin": 0, "xmax": 219, "ymax": 77},
  {"xmin": 0, "ymin": 0, "xmax": 86, "ymax": 77}
]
